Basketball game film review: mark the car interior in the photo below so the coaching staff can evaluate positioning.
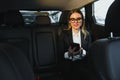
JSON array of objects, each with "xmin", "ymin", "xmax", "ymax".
[{"xmin": 0, "ymin": 0, "xmax": 120, "ymax": 80}]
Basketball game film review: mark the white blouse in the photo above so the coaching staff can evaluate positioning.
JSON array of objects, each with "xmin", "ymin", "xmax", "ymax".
[{"xmin": 64, "ymin": 29, "xmax": 86, "ymax": 61}]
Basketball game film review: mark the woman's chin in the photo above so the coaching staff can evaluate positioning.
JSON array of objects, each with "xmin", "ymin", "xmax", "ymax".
[{"xmin": 75, "ymin": 28, "xmax": 80, "ymax": 30}]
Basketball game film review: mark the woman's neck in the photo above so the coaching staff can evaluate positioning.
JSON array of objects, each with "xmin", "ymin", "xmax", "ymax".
[{"xmin": 72, "ymin": 28, "xmax": 80, "ymax": 34}]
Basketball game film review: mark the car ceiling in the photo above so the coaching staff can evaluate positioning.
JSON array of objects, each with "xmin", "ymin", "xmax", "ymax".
[{"xmin": 0, "ymin": 0, "xmax": 97, "ymax": 11}]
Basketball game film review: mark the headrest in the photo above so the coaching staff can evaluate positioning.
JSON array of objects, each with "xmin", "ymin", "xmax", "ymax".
[
  {"xmin": 4, "ymin": 10, "xmax": 24, "ymax": 27},
  {"xmin": 35, "ymin": 15, "xmax": 51, "ymax": 25},
  {"xmin": 105, "ymin": 0, "xmax": 120, "ymax": 36},
  {"xmin": 59, "ymin": 10, "xmax": 70, "ymax": 26}
]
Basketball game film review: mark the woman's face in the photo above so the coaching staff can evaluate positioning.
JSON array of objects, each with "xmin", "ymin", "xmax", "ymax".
[{"xmin": 69, "ymin": 12, "xmax": 82, "ymax": 30}]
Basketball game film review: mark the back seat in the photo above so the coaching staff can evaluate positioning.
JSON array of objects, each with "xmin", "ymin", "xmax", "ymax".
[
  {"xmin": 0, "ymin": 10, "xmax": 33, "ymax": 66},
  {"xmin": 32, "ymin": 15, "xmax": 61, "ymax": 80},
  {"xmin": 0, "ymin": 10, "xmax": 63, "ymax": 80}
]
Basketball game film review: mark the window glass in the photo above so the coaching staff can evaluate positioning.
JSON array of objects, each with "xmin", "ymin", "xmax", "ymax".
[
  {"xmin": 94, "ymin": 0, "xmax": 114, "ymax": 25},
  {"xmin": 80, "ymin": 7, "xmax": 85, "ymax": 18},
  {"xmin": 20, "ymin": 10, "xmax": 36, "ymax": 25},
  {"xmin": 41, "ymin": 11, "xmax": 62, "ymax": 23},
  {"xmin": 20, "ymin": 10, "xmax": 62, "ymax": 25}
]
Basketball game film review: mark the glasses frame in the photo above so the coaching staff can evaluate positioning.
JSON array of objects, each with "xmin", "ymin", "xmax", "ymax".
[{"xmin": 69, "ymin": 17, "xmax": 82, "ymax": 23}]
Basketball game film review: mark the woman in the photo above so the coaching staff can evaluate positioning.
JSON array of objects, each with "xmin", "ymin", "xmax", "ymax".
[{"xmin": 59, "ymin": 9, "xmax": 94, "ymax": 80}]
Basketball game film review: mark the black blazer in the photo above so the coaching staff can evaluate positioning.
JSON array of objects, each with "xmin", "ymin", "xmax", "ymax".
[{"xmin": 59, "ymin": 28, "xmax": 91, "ymax": 61}]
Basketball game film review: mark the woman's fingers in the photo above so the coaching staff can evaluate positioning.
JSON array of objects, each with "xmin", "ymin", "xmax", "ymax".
[{"xmin": 68, "ymin": 46, "xmax": 77, "ymax": 53}]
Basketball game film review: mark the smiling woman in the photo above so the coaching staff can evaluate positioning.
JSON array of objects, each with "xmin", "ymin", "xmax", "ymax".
[{"xmin": 59, "ymin": 9, "xmax": 94, "ymax": 80}]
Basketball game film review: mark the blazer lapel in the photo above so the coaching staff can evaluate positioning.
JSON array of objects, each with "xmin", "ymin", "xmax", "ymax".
[
  {"xmin": 81, "ymin": 32, "xmax": 87, "ymax": 49},
  {"xmin": 68, "ymin": 29, "xmax": 73, "ymax": 44},
  {"xmin": 66, "ymin": 29, "xmax": 87, "ymax": 50}
]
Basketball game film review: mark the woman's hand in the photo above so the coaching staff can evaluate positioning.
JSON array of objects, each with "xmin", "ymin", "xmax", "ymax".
[
  {"xmin": 68, "ymin": 46, "xmax": 76, "ymax": 54},
  {"xmin": 68, "ymin": 46, "xmax": 75, "ymax": 57},
  {"xmin": 68, "ymin": 46, "xmax": 83, "ymax": 56},
  {"xmin": 73, "ymin": 48, "xmax": 83, "ymax": 55}
]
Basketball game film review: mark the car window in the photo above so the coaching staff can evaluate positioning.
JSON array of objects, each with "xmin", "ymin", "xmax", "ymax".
[
  {"xmin": 93, "ymin": 0, "xmax": 114, "ymax": 25},
  {"xmin": 20, "ymin": 10, "xmax": 62, "ymax": 25}
]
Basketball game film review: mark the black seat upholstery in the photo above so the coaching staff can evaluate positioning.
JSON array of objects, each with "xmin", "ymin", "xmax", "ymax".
[
  {"xmin": 0, "ymin": 27, "xmax": 33, "ymax": 66},
  {"xmin": 59, "ymin": 10, "xmax": 70, "ymax": 27},
  {"xmin": 0, "ymin": 50, "xmax": 21, "ymax": 80},
  {"xmin": 4, "ymin": 10, "xmax": 24, "ymax": 27},
  {"xmin": 58, "ymin": 10, "xmax": 70, "ymax": 37},
  {"xmin": 34, "ymin": 15, "xmax": 51, "ymax": 26},
  {"xmin": 0, "ymin": 43, "xmax": 34, "ymax": 80},
  {"xmin": 32, "ymin": 15, "xmax": 60, "ymax": 80},
  {"xmin": 105, "ymin": 0, "xmax": 120, "ymax": 37},
  {"xmin": 0, "ymin": 12, "xmax": 4, "ymax": 25},
  {"xmin": 89, "ymin": 37, "xmax": 120, "ymax": 80}
]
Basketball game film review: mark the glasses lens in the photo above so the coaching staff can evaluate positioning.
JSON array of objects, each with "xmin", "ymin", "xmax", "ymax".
[{"xmin": 69, "ymin": 17, "xmax": 82, "ymax": 23}]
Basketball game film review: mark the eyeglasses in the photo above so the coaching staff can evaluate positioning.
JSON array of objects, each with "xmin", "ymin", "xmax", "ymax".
[{"xmin": 69, "ymin": 17, "xmax": 82, "ymax": 23}]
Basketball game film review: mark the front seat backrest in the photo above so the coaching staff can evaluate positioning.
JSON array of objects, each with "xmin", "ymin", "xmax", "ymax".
[
  {"xmin": 0, "ymin": 43, "xmax": 34, "ymax": 80},
  {"xmin": 89, "ymin": 37, "xmax": 120, "ymax": 80}
]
